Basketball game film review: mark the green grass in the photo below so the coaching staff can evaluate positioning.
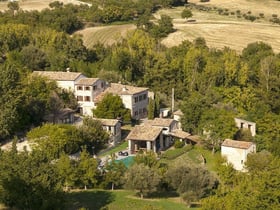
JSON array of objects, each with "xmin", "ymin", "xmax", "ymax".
[
  {"xmin": 65, "ymin": 189, "xmax": 196, "ymax": 210},
  {"xmin": 194, "ymin": 147, "xmax": 220, "ymax": 172},
  {"xmin": 160, "ymin": 145, "xmax": 193, "ymax": 160},
  {"xmin": 98, "ymin": 141, "xmax": 128, "ymax": 158}
]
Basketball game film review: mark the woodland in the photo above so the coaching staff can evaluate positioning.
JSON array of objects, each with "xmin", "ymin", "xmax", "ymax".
[{"xmin": 0, "ymin": 0, "xmax": 279, "ymax": 209}]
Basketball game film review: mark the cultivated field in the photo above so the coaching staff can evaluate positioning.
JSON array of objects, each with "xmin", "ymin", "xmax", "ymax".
[
  {"xmin": 1, "ymin": 0, "xmax": 280, "ymax": 53},
  {"xmin": 0, "ymin": 0, "xmax": 90, "ymax": 12},
  {"xmin": 190, "ymin": 0, "xmax": 280, "ymax": 18},
  {"xmin": 75, "ymin": 24, "xmax": 137, "ymax": 48},
  {"xmin": 160, "ymin": 9, "xmax": 280, "ymax": 53},
  {"xmin": 158, "ymin": 0, "xmax": 280, "ymax": 53}
]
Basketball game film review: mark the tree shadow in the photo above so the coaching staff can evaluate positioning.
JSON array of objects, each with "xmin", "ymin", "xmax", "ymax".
[
  {"xmin": 149, "ymin": 190, "xmax": 179, "ymax": 199},
  {"xmin": 66, "ymin": 190, "xmax": 115, "ymax": 210}
]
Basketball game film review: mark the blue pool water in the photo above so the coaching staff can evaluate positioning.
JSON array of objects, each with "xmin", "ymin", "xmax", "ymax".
[{"xmin": 115, "ymin": 156, "xmax": 134, "ymax": 167}]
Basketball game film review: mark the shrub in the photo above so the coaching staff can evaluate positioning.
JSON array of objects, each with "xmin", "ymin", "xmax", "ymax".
[
  {"xmin": 259, "ymin": 13, "xmax": 264, "ymax": 18},
  {"xmin": 272, "ymin": 14, "xmax": 278, "ymax": 18}
]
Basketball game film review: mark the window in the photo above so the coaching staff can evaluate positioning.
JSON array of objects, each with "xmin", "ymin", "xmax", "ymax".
[
  {"xmin": 143, "ymin": 94, "xmax": 147, "ymax": 100},
  {"xmin": 77, "ymin": 86, "xmax": 83, "ymax": 91},
  {"xmin": 77, "ymin": 96, "xmax": 83, "ymax": 101},
  {"xmin": 248, "ymin": 124, "xmax": 252, "ymax": 131},
  {"xmin": 84, "ymin": 96, "xmax": 91, "ymax": 102},
  {"xmin": 240, "ymin": 122, "xmax": 244, "ymax": 128},
  {"xmin": 134, "ymin": 111, "xmax": 138, "ymax": 116},
  {"xmin": 143, "ymin": 108, "xmax": 147, "ymax": 113},
  {"xmin": 241, "ymin": 160, "xmax": 244, "ymax": 164},
  {"xmin": 85, "ymin": 86, "xmax": 90, "ymax": 91},
  {"xmin": 134, "ymin": 97, "xmax": 138, "ymax": 103},
  {"xmin": 139, "ymin": 95, "xmax": 143, "ymax": 101},
  {"xmin": 101, "ymin": 82, "xmax": 104, "ymax": 88},
  {"xmin": 93, "ymin": 85, "xmax": 97, "ymax": 90}
]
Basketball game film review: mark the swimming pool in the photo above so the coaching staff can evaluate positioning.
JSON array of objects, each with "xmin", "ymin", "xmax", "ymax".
[{"xmin": 115, "ymin": 156, "xmax": 135, "ymax": 167}]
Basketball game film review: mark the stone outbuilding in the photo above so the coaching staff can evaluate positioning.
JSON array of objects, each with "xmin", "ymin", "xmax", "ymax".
[{"xmin": 221, "ymin": 139, "xmax": 256, "ymax": 171}]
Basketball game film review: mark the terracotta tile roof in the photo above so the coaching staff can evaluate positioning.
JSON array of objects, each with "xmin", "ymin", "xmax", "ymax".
[
  {"xmin": 146, "ymin": 118, "xmax": 175, "ymax": 127},
  {"xmin": 75, "ymin": 78, "xmax": 99, "ymax": 86},
  {"xmin": 106, "ymin": 83, "xmax": 148, "ymax": 95},
  {"xmin": 222, "ymin": 139, "xmax": 254, "ymax": 149},
  {"xmin": 169, "ymin": 129, "xmax": 191, "ymax": 139},
  {"xmin": 93, "ymin": 91, "xmax": 107, "ymax": 103},
  {"xmin": 94, "ymin": 118, "xmax": 119, "ymax": 126},
  {"xmin": 126, "ymin": 125, "xmax": 162, "ymax": 141},
  {"xmin": 186, "ymin": 135, "xmax": 201, "ymax": 143},
  {"xmin": 33, "ymin": 71, "xmax": 83, "ymax": 81}
]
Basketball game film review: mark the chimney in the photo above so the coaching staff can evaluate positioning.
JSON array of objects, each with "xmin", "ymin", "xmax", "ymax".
[
  {"xmin": 66, "ymin": 67, "xmax": 70, "ymax": 72},
  {"xmin": 122, "ymin": 86, "xmax": 128, "ymax": 91}
]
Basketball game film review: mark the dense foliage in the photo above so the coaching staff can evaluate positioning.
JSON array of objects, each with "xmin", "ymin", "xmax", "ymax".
[{"xmin": 0, "ymin": 1, "xmax": 279, "ymax": 208}]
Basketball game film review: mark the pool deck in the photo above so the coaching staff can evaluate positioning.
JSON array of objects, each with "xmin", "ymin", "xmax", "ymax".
[{"xmin": 99, "ymin": 150, "xmax": 134, "ymax": 166}]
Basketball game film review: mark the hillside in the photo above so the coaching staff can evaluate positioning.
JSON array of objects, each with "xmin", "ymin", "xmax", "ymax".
[
  {"xmin": 75, "ymin": 24, "xmax": 136, "ymax": 48},
  {"xmin": 0, "ymin": 0, "xmax": 90, "ymax": 11},
  {"xmin": 74, "ymin": 0, "xmax": 280, "ymax": 53}
]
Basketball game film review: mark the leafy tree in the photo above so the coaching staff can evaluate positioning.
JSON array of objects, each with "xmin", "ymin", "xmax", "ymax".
[
  {"xmin": 56, "ymin": 152, "xmax": 77, "ymax": 191},
  {"xmin": 19, "ymin": 74, "xmax": 58, "ymax": 128},
  {"xmin": 27, "ymin": 124, "xmax": 81, "ymax": 159},
  {"xmin": 148, "ymin": 98, "xmax": 156, "ymax": 119},
  {"xmin": 180, "ymin": 91, "xmax": 213, "ymax": 134},
  {"xmin": 245, "ymin": 151, "xmax": 273, "ymax": 173},
  {"xmin": 199, "ymin": 105, "xmax": 237, "ymax": 153},
  {"xmin": 214, "ymin": 156, "xmax": 237, "ymax": 189},
  {"xmin": 201, "ymin": 157, "xmax": 280, "ymax": 210},
  {"xmin": 0, "ymin": 23, "xmax": 30, "ymax": 53},
  {"xmin": 78, "ymin": 117, "xmax": 109, "ymax": 154},
  {"xmin": 124, "ymin": 163, "xmax": 161, "ymax": 199},
  {"xmin": 149, "ymin": 15, "xmax": 175, "ymax": 38},
  {"xmin": 7, "ymin": 1, "xmax": 19, "ymax": 16},
  {"xmin": 93, "ymin": 93, "xmax": 131, "ymax": 121},
  {"xmin": 0, "ymin": 63, "xmax": 21, "ymax": 139},
  {"xmin": 20, "ymin": 45, "xmax": 49, "ymax": 70},
  {"xmin": 103, "ymin": 156, "xmax": 127, "ymax": 190},
  {"xmin": 77, "ymin": 148, "xmax": 98, "ymax": 190},
  {"xmin": 165, "ymin": 162, "xmax": 218, "ymax": 203},
  {"xmin": 0, "ymin": 150, "xmax": 64, "ymax": 210},
  {"xmin": 241, "ymin": 41, "xmax": 274, "ymax": 85}
]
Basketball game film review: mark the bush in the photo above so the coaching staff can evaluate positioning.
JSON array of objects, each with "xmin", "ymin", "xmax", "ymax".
[
  {"xmin": 174, "ymin": 139, "xmax": 185, "ymax": 148},
  {"xmin": 259, "ymin": 13, "xmax": 264, "ymax": 18}
]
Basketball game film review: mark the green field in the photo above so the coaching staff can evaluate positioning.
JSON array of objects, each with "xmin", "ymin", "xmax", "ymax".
[{"xmin": 66, "ymin": 189, "xmax": 197, "ymax": 210}]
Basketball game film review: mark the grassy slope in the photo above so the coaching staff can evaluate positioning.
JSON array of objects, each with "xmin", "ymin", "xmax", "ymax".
[
  {"xmin": 159, "ymin": 1, "xmax": 280, "ymax": 53},
  {"xmin": 66, "ymin": 190, "xmax": 194, "ymax": 210},
  {"xmin": 75, "ymin": 0, "xmax": 280, "ymax": 53}
]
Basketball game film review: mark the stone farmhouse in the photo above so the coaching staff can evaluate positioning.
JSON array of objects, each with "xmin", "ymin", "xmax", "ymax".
[
  {"xmin": 127, "ymin": 118, "xmax": 197, "ymax": 154},
  {"xmin": 32, "ymin": 71, "xmax": 149, "ymax": 119},
  {"xmin": 221, "ymin": 139, "xmax": 256, "ymax": 171},
  {"xmin": 97, "ymin": 118, "xmax": 122, "ymax": 146},
  {"xmin": 234, "ymin": 118, "xmax": 256, "ymax": 136},
  {"xmin": 94, "ymin": 83, "xmax": 149, "ymax": 120}
]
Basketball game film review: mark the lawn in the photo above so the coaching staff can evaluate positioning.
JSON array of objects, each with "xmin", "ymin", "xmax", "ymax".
[
  {"xmin": 65, "ymin": 189, "xmax": 197, "ymax": 210},
  {"xmin": 98, "ymin": 141, "xmax": 128, "ymax": 158},
  {"xmin": 160, "ymin": 145, "xmax": 220, "ymax": 173}
]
